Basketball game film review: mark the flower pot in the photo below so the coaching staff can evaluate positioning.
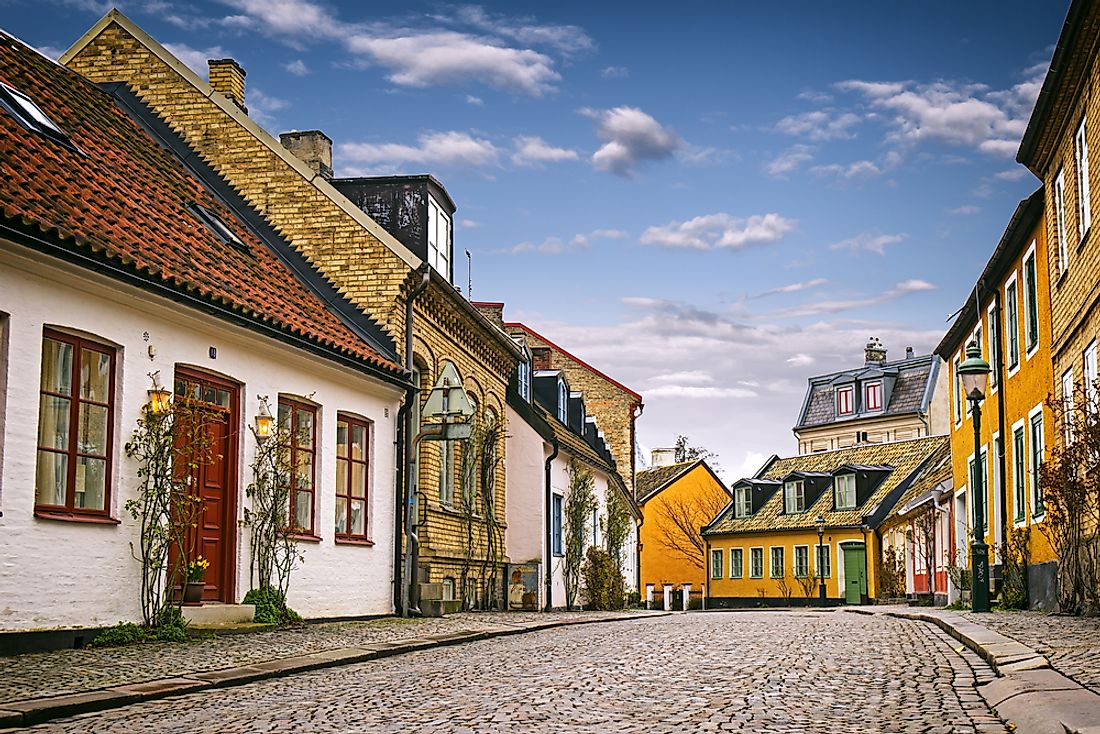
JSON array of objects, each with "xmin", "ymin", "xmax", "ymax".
[{"xmin": 183, "ymin": 581, "xmax": 205, "ymax": 606}]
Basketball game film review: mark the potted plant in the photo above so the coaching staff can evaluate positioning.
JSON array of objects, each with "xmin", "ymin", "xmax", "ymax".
[{"xmin": 183, "ymin": 556, "xmax": 209, "ymax": 605}]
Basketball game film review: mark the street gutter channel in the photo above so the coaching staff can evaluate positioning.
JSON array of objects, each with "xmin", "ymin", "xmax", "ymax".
[{"xmin": 0, "ymin": 612, "xmax": 669, "ymax": 730}]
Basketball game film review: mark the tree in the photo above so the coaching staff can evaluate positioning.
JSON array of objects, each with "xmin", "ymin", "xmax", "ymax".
[
  {"xmin": 652, "ymin": 489, "xmax": 731, "ymax": 571},
  {"xmin": 673, "ymin": 435, "xmax": 718, "ymax": 465},
  {"xmin": 563, "ymin": 461, "xmax": 597, "ymax": 610}
]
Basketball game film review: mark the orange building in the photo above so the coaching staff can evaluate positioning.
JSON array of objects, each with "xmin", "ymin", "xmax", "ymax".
[
  {"xmin": 636, "ymin": 455, "xmax": 729, "ymax": 609},
  {"xmin": 934, "ymin": 188, "xmax": 1057, "ymax": 609}
]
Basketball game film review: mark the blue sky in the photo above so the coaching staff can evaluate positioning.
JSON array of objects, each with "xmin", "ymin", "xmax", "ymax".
[{"xmin": 5, "ymin": 0, "xmax": 1068, "ymax": 477}]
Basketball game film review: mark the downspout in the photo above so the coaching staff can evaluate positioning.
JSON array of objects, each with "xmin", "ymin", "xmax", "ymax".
[
  {"xmin": 398, "ymin": 267, "xmax": 431, "ymax": 616},
  {"xmin": 635, "ymin": 511, "xmax": 644, "ymax": 603},
  {"xmin": 544, "ymin": 440, "xmax": 560, "ymax": 611}
]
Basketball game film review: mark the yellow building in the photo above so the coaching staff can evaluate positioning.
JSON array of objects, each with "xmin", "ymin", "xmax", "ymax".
[
  {"xmin": 636, "ymin": 457, "xmax": 730, "ymax": 608},
  {"xmin": 703, "ymin": 436, "xmax": 948, "ymax": 606},
  {"xmin": 934, "ymin": 189, "xmax": 1057, "ymax": 609}
]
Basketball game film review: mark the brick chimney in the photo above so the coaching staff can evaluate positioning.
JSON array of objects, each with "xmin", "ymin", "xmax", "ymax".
[
  {"xmin": 280, "ymin": 130, "xmax": 333, "ymax": 179},
  {"xmin": 651, "ymin": 448, "xmax": 677, "ymax": 467},
  {"xmin": 864, "ymin": 337, "xmax": 887, "ymax": 366},
  {"xmin": 472, "ymin": 302, "xmax": 505, "ymax": 327},
  {"xmin": 208, "ymin": 59, "xmax": 247, "ymax": 112},
  {"xmin": 531, "ymin": 347, "xmax": 551, "ymax": 371}
]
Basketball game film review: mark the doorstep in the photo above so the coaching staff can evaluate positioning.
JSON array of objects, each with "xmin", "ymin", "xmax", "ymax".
[{"xmin": 181, "ymin": 604, "xmax": 256, "ymax": 626}]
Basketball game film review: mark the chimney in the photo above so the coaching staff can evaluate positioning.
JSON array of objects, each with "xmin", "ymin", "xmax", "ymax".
[
  {"xmin": 280, "ymin": 130, "xmax": 334, "ymax": 180},
  {"xmin": 905, "ymin": 346, "xmax": 915, "ymax": 360},
  {"xmin": 472, "ymin": 302, "xmax": 505, "ymax": 327},
  {"xmin": 651, "ymin": 448, "xmax": 677, "ymax": 467},
  {"xmin": 864, "ymin": 337, "xmax": 887, "ymax": 366},
  {"xmin": 208, "ymin": 59, "xmax": 247, "ymax": 112},
  {"xmin": 531, "ymin": 347, "xmax": 551, "ymax": 371}
]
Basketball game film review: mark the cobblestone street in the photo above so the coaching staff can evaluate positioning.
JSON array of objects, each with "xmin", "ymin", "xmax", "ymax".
[{"xmin": 14, "ymin": 611, "xmax": 1007, "ymax": 733}]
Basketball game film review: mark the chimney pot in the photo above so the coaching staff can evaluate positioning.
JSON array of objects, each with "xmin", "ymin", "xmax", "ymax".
[
  {"xmin": 280, "ymin": 130, "xmax": 334, "ymax": 179},
  {"xmin": 208, "ymin": 58, "xmax": 247, "ymax": 112},
  {"xmin": 864, "ymin": 337, "xmax": 887, "ymax": 366},
  {"xmin": 905, "ymin": 346, "xmax": 915, "ymax": 359}
]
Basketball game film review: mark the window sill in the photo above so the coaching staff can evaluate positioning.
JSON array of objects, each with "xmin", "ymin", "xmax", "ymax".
[
  {"xmin": 290, "ymin": 532, "xmax": 322, "ymax": 543},
  {"xmin": 335, "ymin": 537, "xmax": 375, "ymax": 547},
  {"xmin": 1056, "ymin": 269, "xmax": 1068, "ymax": 289},
  {"xmin": 34, "ymin": 509, "xmax": 121, "ymax": 525}
]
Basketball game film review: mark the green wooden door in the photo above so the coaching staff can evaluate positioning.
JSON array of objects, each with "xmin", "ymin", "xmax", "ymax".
[{"xmin": 843, "ymin": 545, "xmax": 867, "ymax": 604}]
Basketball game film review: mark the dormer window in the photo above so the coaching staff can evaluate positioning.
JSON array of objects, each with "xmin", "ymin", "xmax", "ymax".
[
  {"xmin": 834, "ymin": 473, "xmax": 856, "ymax": 510},
  {"xmin": 784, "ymin": 480, "xmax": 805, "ymax": 514},
  {"xmin": 557, "ymin": 379, "xmax": 568, "ymax": 423},
  {"xmin": 836, "ymin": 385, "xmax": 853, "ymax": 416},
  {"xmin": 188, "ymin": 203, "xmax": 248, "ymax": 252},
  {"xmin": 864, "ymin": 381, "xmax": 883, "ymax": 412},
  {"xmin": 427, "ymin": 194, "xmax": 452, "ymax": 281},
  {"xmin": 735, "ymin": 486, "xmax": 752, "ymax": 518},
  {"xmin": 517, "ymin": 359, "xmax": 531, "ymax": 401},
  {"xmin": 0, "ymin": 81, "xmax": 77, "ymax": 151}
]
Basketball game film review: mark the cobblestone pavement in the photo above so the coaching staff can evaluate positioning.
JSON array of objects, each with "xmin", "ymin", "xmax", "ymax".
[
  {"xmin": 19, "ymin": 611, "xmax": 1007, "ymax": 733},
  {"xmin": 957, "ymin": 610, "xmax": 1100, "ymax": 694},
  {"xmin": 0, "ymin": 611, "xmax": 637, "ymax": 704}
]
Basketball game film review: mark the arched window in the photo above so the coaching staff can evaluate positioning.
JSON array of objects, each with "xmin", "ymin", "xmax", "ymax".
[{"xmin": 557, "ymin": 379, "xmax": 568, "ymax": 423}]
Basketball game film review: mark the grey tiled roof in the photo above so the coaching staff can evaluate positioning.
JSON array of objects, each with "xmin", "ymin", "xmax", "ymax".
[
  {"xmin": 636, "ymin": 461, "xmax": 698, "ymax": 503},
  {"xmin": 795, "ymin": 355, "xmax": 938, "ymax": 429}
]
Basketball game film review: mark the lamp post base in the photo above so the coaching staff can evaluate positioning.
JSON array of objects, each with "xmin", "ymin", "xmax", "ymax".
[{"xmin": 971, "ymin": 541, "xmax": 990, "ymax": 613}]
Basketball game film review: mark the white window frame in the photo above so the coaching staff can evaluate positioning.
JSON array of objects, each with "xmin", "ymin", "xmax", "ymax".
[
  {"xmin": 1076, "ymin": 116, "xmax": 1092, "ymax": 240},
  {"xmin": 729, "ymin": 548, "xmax": 744, "ymax": 579},
  {"xmin": 992, "ymin": 431, "xmax": 1003, "ymax": 551},
  {"xmin": 1029, "ymin": 403, "xmax": 1045, "ymax": 521},
  {"xmin": 967, "ymin": 446, "xmax": 989, "ymax": 540},
  {"xmin": 987, "ymin": 302, "xmax": 999, "ymax": 393},
  {"xmin": 557, "ymin": 379, "xmax": 568, "ymax": 424},
  {"xmin": 517, "ymin": 359, "xmax": 531, "ymax": 402},
  {"xmin": 1011, "ymin": 418, "xmax": 1027, "ymax": 527},
  {"xmin": 953, "ymin": 355, "xmax": 964, "ymax": 425},
  {"xmin": 834, "ymin": 473, "xmax": 856, "ymax": 510},
  {"xmin": 735, "ymin": 486, "xmax": 752, "ymax": 518},
  {"xmin": 426, "ymin": 195, "xmax": 451, "ymax": 281},
  {"xmin": 864, "ymin": 380, "xmax": 883, "ymax": 412},
  {"xmin": 749, "ymin": 547, "xmax": 764, "ymax": 579},
  {"xmin": 1023, "ymin": 241, "xmax": 1040, "ymax": 360},
  {"xmin": 1063, "ymin": 369, "xmax": 1075, "ymax": 445},
  {"xmin": 1085, "ymin": 341, "xmax": 1098, "ymax": 413},
  {"xmin": 836, "ymin": 385, "xmax": 854, "ymax": 416},
  {"xmin": 551, "ymin": 493, "xmax": 564, "ymax": 555},
  {"xmin": 1055, "ymin": 168, "xmax": 1069, "ymax": 274},
  {"xmin": 784, "ymin": 480, "xmax": 805, "ymax": 514},
  {"xmin": 1005, "ymin": 273, "xmax": 1020, "ymax": 377},
  {"xmin": 793, "ymin": 545, "xmax": 809, "ymax": 578},
  {"xmin": 769, "ymin": 546, "xmax": 785, "ymax": 579},
  {"xmin": 711, "ymin": 548, "xmax": 724, "ymax": 579}
]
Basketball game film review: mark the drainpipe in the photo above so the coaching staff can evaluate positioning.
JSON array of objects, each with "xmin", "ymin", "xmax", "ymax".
[
  {"xmin": 635, "ymin": 512, "xmax": 644, "ymax": 603},
  {"xmin": 399, "ymin": 267, "xmax": 431, "ymax": 616},
  {"xmin": 543, "ymin": 440, "xmax": 560, "ymax": 611}
]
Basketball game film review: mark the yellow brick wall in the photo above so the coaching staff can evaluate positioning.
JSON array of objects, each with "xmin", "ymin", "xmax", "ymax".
[{"xmin": 65, "ymin": 20, "xmax": 515, "ymax": 576}]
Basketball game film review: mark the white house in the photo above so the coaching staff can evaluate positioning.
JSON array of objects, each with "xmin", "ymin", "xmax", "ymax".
[{"xmin": 0, "ymin": 34, "xmax": 409, "ymax": 645}]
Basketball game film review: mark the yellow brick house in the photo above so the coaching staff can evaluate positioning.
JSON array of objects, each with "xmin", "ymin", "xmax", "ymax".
[
  {"xmin": 933, "ymin": 189, "xmax": 1057, "ymax": 609},
  {"xmin": 703, "ymin": 436, "xmax": 948, "ymax": 607},
  {"xmin": 62, "ymin": 10, "xmax": 523, "ymax": 611}
]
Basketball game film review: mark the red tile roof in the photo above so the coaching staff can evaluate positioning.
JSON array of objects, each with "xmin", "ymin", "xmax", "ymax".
[{"xmin": 0, "ymin": 34, "xmax": 403, "ymax": 377}]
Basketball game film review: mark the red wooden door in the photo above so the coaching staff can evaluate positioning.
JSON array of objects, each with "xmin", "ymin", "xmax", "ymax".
[{"xmin": 173, "ymin": 368, "xmax": 239, "ymax": 603}]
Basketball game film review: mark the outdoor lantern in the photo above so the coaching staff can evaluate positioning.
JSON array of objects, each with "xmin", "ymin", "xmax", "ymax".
[
  {"xmin": 254, "ymin": 400, "xmax": 274, "ymax": 441},
  {"xmin": 958, "ymin": 341, "xmax": 991, "ymax": 401},
  {"xmin": 815, "ymin": 514, "xmax": 825, "ymax": 533},
  {"xmin": 146, "ymin": 373, "xmax": 171, "ymax": 414}
]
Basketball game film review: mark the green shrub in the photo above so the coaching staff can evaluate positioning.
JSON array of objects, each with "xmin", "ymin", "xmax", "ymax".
[
  {"xmin": 582, "ymin": 547, "xmax": 625, "ymax": 611},
  {"xmin": 150, "ymin": 605, "xmax": 190, "ymax": 642},
  {"xmin": 92, "ymin": 622, "xmax": 148, "ymax": 648},
  {"xmin": 626, "ymin": 591, "xmax": 641, "ymax": 608},
  {"xmin": 244, "ymin": 586, "xmax": 302, "ymax": 625}
]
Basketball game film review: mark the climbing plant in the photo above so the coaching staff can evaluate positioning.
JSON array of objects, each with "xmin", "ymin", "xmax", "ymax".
[
  {"xmin": 456, "ymin": 408, "xmax": 506, "ymax": 610},
  {"xmin": 1000, "ymin": 525, "xmax": 1031, "ymax": 610},
  {"xmin": 563, "ymin": 460, "xmax": 597, "ymax": 610}
]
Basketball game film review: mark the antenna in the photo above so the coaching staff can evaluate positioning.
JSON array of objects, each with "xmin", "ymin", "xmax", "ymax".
[{"xmin": 465, "ymin": 248, "xmax": 472, "ymax": 300}]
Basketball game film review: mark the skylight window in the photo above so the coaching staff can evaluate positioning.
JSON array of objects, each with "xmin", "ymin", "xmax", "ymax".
[
  {"xmin": 188, "ymin": 203, "xmax": 249, "ymax": 252},
  {"xmin": 0, "ymin": 82, "xmax": 76, "ymax": 151}
]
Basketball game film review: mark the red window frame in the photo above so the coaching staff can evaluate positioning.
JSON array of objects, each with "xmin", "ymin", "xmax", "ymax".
[
  {"xmin": 836, "ymin": 385, "xmax": 853, "ymax": 416},
  {"xmin": 865, "ymin": 381, "xmax": 883, "ymax": 411},
  {"xmin": 35, "ymin": 329, "xmax": 116, "ymax": 519},
  {"xmin": 278, "ymin": 398, "xmax": 317, "ymax": 537},
  {"xmin": 335, "ymin": 414, "xmax": 371, "ymax": 541}
]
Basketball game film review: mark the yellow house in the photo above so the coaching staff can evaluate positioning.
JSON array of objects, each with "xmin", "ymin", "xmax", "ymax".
[
  {"xmin": 934, "ymin": 188, "xmax": 1057, "ymax": 609},
  {"xmin": 636, "ymin": 457, "xmax": 730, "ymax": 608},
  {"xmin": 703, "ymin": 436, "xmax": 948, "ymax": 606}
]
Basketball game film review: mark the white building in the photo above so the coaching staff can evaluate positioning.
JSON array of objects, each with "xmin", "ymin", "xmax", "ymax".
[{"xmin": 0, "ymin": 35, "xmax": 409, "ymax": 644}]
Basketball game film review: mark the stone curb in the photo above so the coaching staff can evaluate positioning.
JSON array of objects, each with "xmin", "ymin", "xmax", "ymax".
[
  {"xmin": 0, "ymin": 612, "xmax": 667, "ymax": 730},
  {"xmin": 874, "ymin": 608, "xmax": 1100, "ymax": 734}
]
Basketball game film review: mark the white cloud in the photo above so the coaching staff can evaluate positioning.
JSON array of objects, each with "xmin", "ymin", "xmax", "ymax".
[
  {"xmin": 994, "ymin": 167, "xmax": 1029, "ymax": 182},
  {"xmin": 163, "ymin": 42, "xmax": 229, "ymax": 76},
  {"xmin": 494, "ymin": 227, "xmax": 626, "ymax": 254},
  {"xmin": 647, "ymin": 370, "xmax": 715, "ymax": 386},
  {"xmin": 571, "ymin": 228, "xmax": 628, "ymax": 247},
  {"xmin": 645, "ymin": 385, "xmax": 757, "ymax": 399},
  {"xmin": 582, "ymin": 106, "xmax": 682, "ymax": 176},
  {"xmin": 811, "ymin": 159, "xmax": 882, "ymax": 180},
  {"xmin": 458, "ymin": 219, "xmax": 480, "ymax": 229},
  {"xmin": 465, "ymin": 95, "xmax": 484, "ymax": 106},
  {"xmin": 641, "ymin": 213, "xmax": 795, "ymax": 251},
  {"xmin": 775, "ymin": 110, "xmax": 860, "ymax": 141},
  {"xmin": 33, "ymin": 44, "xmax": 65, "ymax": 60},
  {"xmin": 601, "ymin": 66, "xmax": 628, "ymax": 79},
  {"xmin": 449, "ymin": 5, "xmax": 595, "ymax": 56},
  {"xmin": 338, "ymin": 130, "xmax": 500, "ymax": 171},
  {"xmin": 282, "ymin": 59, "xmax": 309, "ymax": 75},
  {"xmin": 247, "ymin": 88, "xmax": 290, "ymax": 128},
  {"xmin": 511, "ymin": 135, "xmax": 579, "ymax": 166},
  {"xmin": 766, "ymin": 279, "xmax": 935, "ymax": 318},
  {"xmin": 950, "ymin": 204, "xmax": 981, "ymax": 216},
  {"xmin": 753, "ymin": 278, "xmax": 828, "ymax": 299},
  {"xmin": 830, "ymin": 232, "xmax": 908, "ymax": 256},
  {"xmin": 766, "ymin": 145, "xmax": 814, "ymax": 177},
  {"xmin": 786, "ymin": 353, "xmax": 815, "ymax": 367}
]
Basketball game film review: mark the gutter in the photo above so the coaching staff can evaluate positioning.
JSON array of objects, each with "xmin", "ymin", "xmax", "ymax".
[{"xmin": 544, "ymin": 440, "xmax": 560, "ymax": 611}]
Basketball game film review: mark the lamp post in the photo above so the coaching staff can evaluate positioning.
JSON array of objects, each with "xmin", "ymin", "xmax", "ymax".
[
  {"xmin": 958, "ymin": 341, "xmax": 992, "ymax": 613},
  {"xmin": 815, "ymin": 514, "xmax": 827, "ymax": 608}
]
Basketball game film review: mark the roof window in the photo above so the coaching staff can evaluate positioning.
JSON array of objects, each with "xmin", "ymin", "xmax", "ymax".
[
  {"xmin": 0, "ymin": 81, "xmax": 78, "ymax": 151},
  {"xmin": 188, "ymin": 203, "xmax": 249, "ymax": 253}
]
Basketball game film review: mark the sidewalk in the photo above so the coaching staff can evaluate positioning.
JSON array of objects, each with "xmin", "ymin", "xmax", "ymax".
[
  {"xmin": 872, "ymin": 606, "xmax": 1100, "ymax": 734},
  {"xmin": 0, "ymin": 610, "xmax": 664, "ymax": 729}
]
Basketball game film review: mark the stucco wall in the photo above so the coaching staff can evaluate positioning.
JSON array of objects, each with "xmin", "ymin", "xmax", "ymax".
[
  {"xmin": 504, "ymin": 406, "xmax": 547, "ymax": 568},
  {"xmin": 0, "ymin": 246, "xmax": 403, "ymax": 630}
]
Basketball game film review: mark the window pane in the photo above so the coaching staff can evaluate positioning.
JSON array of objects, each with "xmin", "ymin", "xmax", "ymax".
[
  {"xmin": 278, "ymin": 402, "xmax": 291, "ymax": 432},
  {"xmin": 351, "ymin": 461, "xmax": 366, "ymax": 498},
  {"xmin": 350, "ymin": 499, "xmax": 366, "ymax": 536},
  {"xmin": 336, "ymin": 421, "xmax": 349, "ymax": 457},
  {"xmin": 41, "ymin": 338, "xmax": 73, "ymax": 395},
  {"xmin": 295, "ymin": 452, "xmax": 313, "ymax": 489},
  {"xmin": 75, "ymin": 456, "xmax": 106, "ymax": 510},
  {"xmin": 334, "ymin": 497, "xmax": 347, "ymax": 534},
  {"xmin": 215, "ymin": 389, "xmax": 231, "ymax": 408},
  {"xmin": 294, "ymin": 490, "xmax": 312, "ymax": 531},
  {"xmin": 38, "ymin": 395, "xmax": 70, "ymax": 449},
  {"xmin": 80, "ymin": 349, "xmax": 110, "ymax": 402},
  {"xmin": 296, "ymin": 409, "xmax": 314, "ymax": 448},
  {"xmin": 203, "ymin": 385, "xmax": 216, "ymax": 404},
  {"xmin": 78, "ymin": 403, "xmax": 109, "ymax": 456},
  {"xmin": 351, "ymin": 424, "xmax": 366, "ymax": 460},
  {"xmin": 35, "ymin": 450, "xmax": 67, "ymax": 505},
  {"xmin": 336, "ymin": 458, "xmax": 348, "ymax": 495}
]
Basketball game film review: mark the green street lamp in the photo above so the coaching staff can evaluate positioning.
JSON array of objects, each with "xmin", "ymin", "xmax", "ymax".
[
  {"xmin": 815, "ymin": 514, "xmax": 827, "ymax": 608},
  {"xmin": 958, "ymin": 341, "xmax": 991, "ymax": 613}
]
